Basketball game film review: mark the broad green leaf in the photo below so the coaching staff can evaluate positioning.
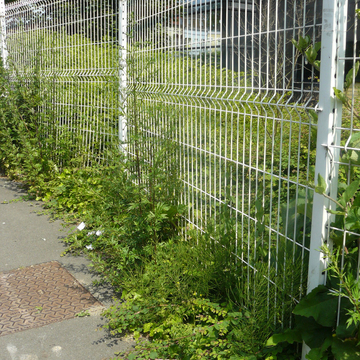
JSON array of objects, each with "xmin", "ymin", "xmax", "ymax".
[
  {"xmin": 331, "ymin": 338, "xmax": 360, "ymax": 360},
  {"xmin": 315, "ymin": 174, "xmax": 327, "ymax": 195},
  {"xmin": 293, "ymin": 285, "xmax": 337, "ymax": 327},
  {"xmin": 334, "ymin": 88, "xmax": 348, "ymax": 105},
  {"xmin": 314, "ymin": 42, "xmax": 322, "ymax": 52},
  {"xmin": 305, "ymin": 47, "xmax": 318, "ymax": 64},
  {"xmin": 306, "ymin": 347, "xmax": 328, "ymax": 360},
  {"xmin": 291, "ymin": 38, "xmax": 301, "ymax": 51},
  {"xmin": 266, "ymin": 328, "xmax": 302, "ymax": 346},
  {"xmin": 295, "ymin": 315, "xmax": 333, "ymax": 349},
  {"xmin": 298, "ymin": 36, "xmax": 311, "ymax": 51},
  {"xmin": 345, "ymin": 211, "xmax": 360, "ymax": 231},
  {"xmin": 340, "ymin": 180, "xmax": 360, "ymax": 206},
  {"xmin": 344, "ymin": 62, "xmax": 360, "ymax": 90},
  {"xmin": 345, "ymin": 218, "xmax": 360, "ymax": 230},
  {"xmin": 336, "ymin": 322, "xmax": 357, "ymax": 339},
  {"xmin": 307, "ymin": 336, "xmax": 332, "ymax": 359}
]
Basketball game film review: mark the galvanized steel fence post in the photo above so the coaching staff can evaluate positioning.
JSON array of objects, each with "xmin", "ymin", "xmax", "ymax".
[
  {"xmin": 304, "ymin": 0, "xmax": 347, "ymax": 356},
  {"xmin": 0, "ymin": 0, "xmax": 7, "ymax": 67},
  {"xmin": 119, "ymin": 0, "xmax": 127, "ymax": 150},
  {"xmin": 307, "ymin": 0, "xmax": 347, "ymax": 294}
]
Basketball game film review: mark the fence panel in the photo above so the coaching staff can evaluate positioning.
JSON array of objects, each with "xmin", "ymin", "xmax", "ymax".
[
  {"xmin": 5, "ymin": 0, "xmax": 121, "ymax": 165},
  {"xmin": 129, "ymin": 0, "xmax": 321, "ymax": 329},
  {"xmin": 4, "ymin": 0, "xmax": 360, "ymax": 342}
]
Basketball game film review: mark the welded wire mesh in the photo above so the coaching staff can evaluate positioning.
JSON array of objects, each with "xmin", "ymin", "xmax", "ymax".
[
  {"xmin": 5, "ymin": 0, "xmax": 360, "ymax": 335},
  {"xmin": 127, "ymin": 0, "xmax": 323, "ymax": 329},
  {"xmin": 5, "ymin": 0, "xmax": 121, "ymax": 165}
]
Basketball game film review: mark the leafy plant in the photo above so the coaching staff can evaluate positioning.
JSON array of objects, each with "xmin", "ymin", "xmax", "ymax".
[
  {"xmin": 267, "ymin": 159, "xmax": 360, "ymax": 359},
  {"xmin": 75, "ymin": 310, "xmax": 91, "ymax": 317},
  {"xmin": 102, "ymin": 234, "xmax": 301, "ymax": 360},
  {"xmin": 292, "ymin": 36, "xmax": 321, "ymax": 71},
  {"xmin": 267, "ymin": 284, "xmax": 360, "ymax": 360},
  {"xmin": 265, "ymin": 34, "xmax": 360, "ymax": 359},
  {"xmin": 0, "ymin": 20, "xmax": 317, "ymax": 360}
]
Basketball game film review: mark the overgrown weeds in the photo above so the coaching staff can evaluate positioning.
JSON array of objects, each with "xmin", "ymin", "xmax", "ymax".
[{"xmin": 0, "ymin": 36, "xmax": 305, "ymax": 359}]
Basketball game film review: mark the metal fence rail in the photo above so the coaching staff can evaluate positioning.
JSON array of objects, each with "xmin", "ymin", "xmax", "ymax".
[{"xmin": 3, "ymin": 0, "xmax": 360, "ymax": 346}]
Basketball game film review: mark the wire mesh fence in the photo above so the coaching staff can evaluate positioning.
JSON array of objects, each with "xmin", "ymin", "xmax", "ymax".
[
  {"xmin": 3, "ymin": 0, "xmax": 360, "ymax": 341},
  {"xmin": 5, "ymin": 0, "xmax": 121, "ymax": 165},
  {"xmin": 129, "ymin": 0, "xmax": 322, "ymax": 329}
]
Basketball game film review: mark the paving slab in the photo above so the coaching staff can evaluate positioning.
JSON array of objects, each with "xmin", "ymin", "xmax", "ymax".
[{"xmin": 0, "ymin": 177, "xmax": 134, "ymax": 360}]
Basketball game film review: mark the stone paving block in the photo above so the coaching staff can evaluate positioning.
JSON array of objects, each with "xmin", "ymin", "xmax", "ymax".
[{"xmin": 0, "ymin": 261, "xmax": 104, "ymax": 337}]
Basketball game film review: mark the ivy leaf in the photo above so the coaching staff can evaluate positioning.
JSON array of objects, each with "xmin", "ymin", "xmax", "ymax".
[
  {"xmin": 315, "ymin": 174, "xmax": 327, "ymax": 195},
  {"xmin": 293, "ymin": 285, "xmax": 337, "ymax": 327},
  {"xmin": 334, "ymin": 88, "xmax": 348, "ymax": 105}
]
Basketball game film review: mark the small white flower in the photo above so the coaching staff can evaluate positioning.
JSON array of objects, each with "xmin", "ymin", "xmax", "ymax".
[
  {"xmin": 77, "ymin": 222, "xmax": 86, "ymax": 231},
  {"xmin": 86, "ymin": 244, "xmax": 93, "ymax": 250},
  {"xmin": 87, "ymin": 231, "xmax": 95, "ymax": 236},
  {"xmin": 96, "ymin": 230, "xmax": 102, "ymax": 236}
]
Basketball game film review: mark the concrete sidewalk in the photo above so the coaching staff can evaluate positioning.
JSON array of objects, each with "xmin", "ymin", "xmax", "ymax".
[{"xmin": 0, "ymin": 177, "xmax": 134, "ymax": 360}]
